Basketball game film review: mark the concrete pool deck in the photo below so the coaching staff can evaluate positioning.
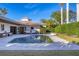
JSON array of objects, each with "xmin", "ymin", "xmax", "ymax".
[{"xmin": 0, "ymin": 34, "xmax": 79, "ymax": 50}]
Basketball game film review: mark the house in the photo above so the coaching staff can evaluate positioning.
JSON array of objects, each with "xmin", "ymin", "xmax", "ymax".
[
  {"xmin": 19, "ymin": 17, "xmax": 40, "ymax": 34},
  {"xmin": 0, "ymin": 16, "xmax": 40, "ymax": 37}
]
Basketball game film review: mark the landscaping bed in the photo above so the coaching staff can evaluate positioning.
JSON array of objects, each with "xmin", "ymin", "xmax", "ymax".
[
  {"xmin": 56, "ymin": 33, "xmax": 79, "ymax": 44},
  {"xmin": 54, "ymin": 22, "xmax": 79, "ymax": 44}
]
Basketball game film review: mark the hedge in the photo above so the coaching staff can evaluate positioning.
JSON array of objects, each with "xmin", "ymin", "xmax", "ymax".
[{"xmin": 55, "ymin": 22, "xmax": 79, "ymax": 36}]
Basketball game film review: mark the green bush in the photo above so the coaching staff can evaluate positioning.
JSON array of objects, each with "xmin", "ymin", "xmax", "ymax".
[
  {"xmin": 47, "ymin": 38, "xmax": 53, "ymax": 43},
  {"xmin": 54, "ymin": 25, "xmax": 61, "ymax": 33},
  {"xmin": 76, "ymin": 42, "xmax": 79, "ymax": 45},
  {"xmin": 40, "ymin": 26, "xmax": 55, "ymax": 34},
  {"xmin": 72, "ymin": 41, "xmax": 76, "ymax": 43},
  {"xmin": 40, "ymin": 36, "xmax": 53, "ymax": 43},
  {"xmin": 55, "ymin": 22, "xmax": 79, "ymax": 37}
]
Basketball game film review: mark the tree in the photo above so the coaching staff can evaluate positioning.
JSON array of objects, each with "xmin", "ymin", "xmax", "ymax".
[
  {"xmin": 0, "ymin": 8, "xmax": 8, "ymax": 16},
  {"xmin": 69, "ymin": 10, "xmax": 76, "ymax": 22},
  {"xmin": 60, "ymin": 3, "xmax": 64, "ymax": 24},
  {"xmin": 51, "ymin": 10, "xmax": 76, "ymax": 24},
  {"xmin": 40, "ymin": 19, "xmax": 57, "ymax": 33},
  {"xmin": 51, "ymin": 11, "xmax": 61, "ymax": 24},
  {"xmin": 60, "ymin": 3, "xmax": 64, "ymax": 7},
  {"xmin": 41, "ymin": 19, "xmax": 55, "ymax": 28}
]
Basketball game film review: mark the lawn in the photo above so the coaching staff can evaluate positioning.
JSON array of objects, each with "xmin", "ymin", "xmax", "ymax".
[
  {"xmin": 0, "ymin": 50, "xmax": 79, "ymax": 56},
  {"xmin": 57, "ymin": 33, "xmax": 79, "ymax": 43}
]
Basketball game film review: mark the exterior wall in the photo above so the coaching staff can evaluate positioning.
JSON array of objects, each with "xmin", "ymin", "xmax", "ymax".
[
  {"xmin": 25, "ymin": 26, "xmax": 31, "ymax": 33},
  {"xmin": 35, "ymin": 28, "xmax": 40, "ymax": 33},
  {"xmin": 77, "ymin": 3, "xmax": 79, "ymax": 22},
  {"xmin": 25, "ymin": 26, "xmax": 40, "ymax": 33},
  {"xmin": 0, "ymin": 22, "xmax": 18, "ymax": 33},
  {"xmin": 31, "ymin": 26, "xmax": 40, "ymax": 33},
  {"xmin": 34, "ymin": 26, "xmax": 40, "ymax": 33},
  {"xmin": 0, "ymin": 21, "xmax": 40, "ymax": 34},
  {"xmin": 0, "ymin": 22, "xmax": 34, "ymax": 34}
]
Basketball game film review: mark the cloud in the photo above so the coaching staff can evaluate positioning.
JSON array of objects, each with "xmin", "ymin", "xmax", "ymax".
[
  {"xmin": 32, "ymin": 10, "xmax": 39, "ymax": 15},
  {"xmin": 24, "ymin": 4, "xmax": 37, "ymax": 9},
  {"xmin": 27, "ymin": 9, "xmax": 39, "ymax": 16},
  {"xmin": 24, "ymin": 3, "xmax": 53, "ymax": 18}
]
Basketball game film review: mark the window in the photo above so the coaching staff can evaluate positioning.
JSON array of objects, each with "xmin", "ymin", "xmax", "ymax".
[{"xmin": 1, "ymin": 24, "xmax": 4, "ymax": 31}]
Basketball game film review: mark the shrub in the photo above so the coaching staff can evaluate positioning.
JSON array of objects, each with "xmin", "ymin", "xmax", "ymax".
[
  {"xmin": 55, "ymin": 22, "xmax": 79, "ymax": 37},
  {"xmin": 76, "ymin": 42, "xmax": 79, "ymax": 45},
  {"xmin": 54, "ymin": 25, "xmax": 61, "ymax": 33},
  {"xmin": 72, "ymin": 41, "xmax": 76, "ymax": 43},
  {"xmin": 47, "ymin": 38, "xmax": 53, "ymax": 43}
]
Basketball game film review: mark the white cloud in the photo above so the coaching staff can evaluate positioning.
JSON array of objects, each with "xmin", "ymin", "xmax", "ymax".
[
  {"xmin": 24, "ymin": 4, "xmax": 37, "ymax": 9},
  {"xmin": 32, "ymin": 9, "xmax": 39, "ymax": 15},
  {"xmin": 26, "ymin": 9, "xmax": 39, "ymax": 16}
]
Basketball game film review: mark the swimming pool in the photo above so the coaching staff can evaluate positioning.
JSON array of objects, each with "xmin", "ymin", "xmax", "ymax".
[{"xmin": 9, "ymin": 35, "xmax": 53, "ymax": 43}]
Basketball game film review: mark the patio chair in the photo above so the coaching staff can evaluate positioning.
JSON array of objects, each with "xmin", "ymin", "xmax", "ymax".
[
  {"xmin": 0, "ymin": 32, "xmax": 7, "ymax": 38},
  {"xmin": 2, "ymin": 33, "xmax": 7, "ymax": 37},
  {"xmin": 0, "ymin": 31, "xmax": 9, "ymax": 37}
]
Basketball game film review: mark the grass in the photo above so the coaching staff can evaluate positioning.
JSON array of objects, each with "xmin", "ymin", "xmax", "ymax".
[
  {"xmin": 57, "ymin": 33, "xmax": 79, "ymax": 43},
  {"xmin": 0, "ymin": 50, "xmax": 79, "ymax": 56}
]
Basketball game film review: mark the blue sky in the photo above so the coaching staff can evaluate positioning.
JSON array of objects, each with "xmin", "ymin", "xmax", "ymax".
[{"xmin": 0, "ymin": 3, "xmax": 76, "ymax": 23}]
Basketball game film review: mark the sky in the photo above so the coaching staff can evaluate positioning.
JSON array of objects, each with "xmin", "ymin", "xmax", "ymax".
[{"xmin": 0, "ymin": 3, "xmax": 76, "ymax": 23}]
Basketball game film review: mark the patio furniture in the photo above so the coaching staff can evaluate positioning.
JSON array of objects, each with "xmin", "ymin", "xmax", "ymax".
[
  {"xmin": 3, "ymin": 31, "xmax": 9, "ymax": 36},
  {"xmin": 2, "ymin": 33, "xmax": 7, "ymax": 37},
  {"xmin": 0, "ymin": 33, "xmax": 7, "ymax": 38},
  {"xmin": 8, "ymin": 32, "xmax": 13, "ymax": 36},
  {"xmin": 0, "ymin": 31, "xmax": 13, "ymax": 38}
]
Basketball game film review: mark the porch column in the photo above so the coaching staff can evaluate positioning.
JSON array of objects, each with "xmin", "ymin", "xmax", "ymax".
[
  {"xmin": 66, "ymin": 3, "xmax": 69, "ymax": 23},
  {"xmin": 16, "ymin": 26, "xmax": 19, "ymax": 34},
  {"xmin": 77, "ymin": 3, "xmax": 79, "ymax": 22},
  {"xmin": 24, "ymin": 26, "xmax": 26, "ymax": 33}
]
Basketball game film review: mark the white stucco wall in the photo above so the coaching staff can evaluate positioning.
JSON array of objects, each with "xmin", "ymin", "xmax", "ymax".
[
  {"xmin": 0, "ymin": 22, "xmax": 18, "ymax": 33},
  {"xmin": 77, "ymin": 3, "xmax": 79, "ymax": 22},
  {"xmin": 25, "ymin": 26, "xmax": 31, "ymax": 33},
  {"xmin": 25, "ymin": 26, "xmax": 40, "ymax": 33}
]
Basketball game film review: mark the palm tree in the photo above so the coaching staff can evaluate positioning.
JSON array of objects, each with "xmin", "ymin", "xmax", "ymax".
[
  {"xmin": 77, "ymin": 4, "xmax": 79, "ymax": 22},
  {"xmin": 41, "ymin": 19, "xmax": 57, "ymax": 27},
  {"xmin": 60, "ymin": 3, "xmax": 69, "ymax": 24},
  {"xmin": 0, "ymin": 8, "xmax": 7, "ymax": 16},
  {"xmin": 66, "ymin": 3, "xmax": 69, "ymax": 23},
  {"xmin": 41, "ymin": 19, "xmax": 56, "ymax": 33},
  {"xmin": 59, "ymin": 3, "xmax": 64, "ymax": 24}
]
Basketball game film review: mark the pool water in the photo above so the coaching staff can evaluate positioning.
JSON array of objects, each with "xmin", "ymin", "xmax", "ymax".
[{"xmin": 9, "ymin": 35, "xmax": 53, "ymax": 43}]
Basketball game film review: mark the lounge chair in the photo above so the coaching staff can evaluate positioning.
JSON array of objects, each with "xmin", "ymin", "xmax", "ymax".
[
  {"xmin": 2, "ymin": 33, "xmax": 7, "ymax": 37},
  {"xmin": 8, "ymin": 32, "xmax": 12, "ymax": 36},
  {"xmin": 0, "ymin": 32, "xmax": 13, "ymax": 38}
]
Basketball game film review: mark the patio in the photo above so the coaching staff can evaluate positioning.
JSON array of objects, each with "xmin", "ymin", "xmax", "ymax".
[{"xmin": 0, "ymin": 34, "xmax": 79, "ymax": 50}]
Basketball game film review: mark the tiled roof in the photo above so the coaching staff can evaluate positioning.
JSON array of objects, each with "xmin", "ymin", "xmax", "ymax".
[
  {"xmin": 0, "ymin": 16, "xmax": 40, "ymax": 26},
  {"xmin": 0, "ymin": 16, "xmax": 21, "ymax": 25}
]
